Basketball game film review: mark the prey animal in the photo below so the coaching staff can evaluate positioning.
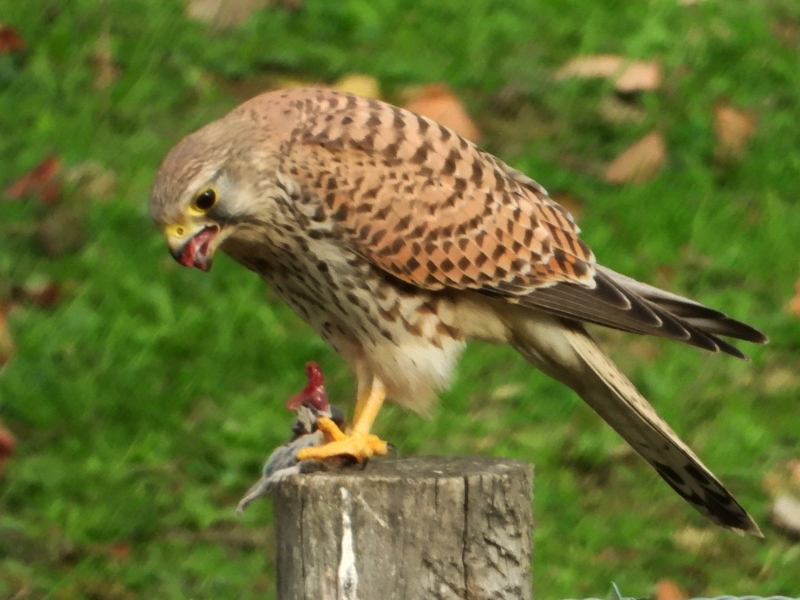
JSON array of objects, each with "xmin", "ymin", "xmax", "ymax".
[
  {"xmin": 150, "ymin": 88, "xmax": 767, "ymax": 534},
  {"xmin": 237, "ymin": 362, "xmax": 350, "ymax": 513}
]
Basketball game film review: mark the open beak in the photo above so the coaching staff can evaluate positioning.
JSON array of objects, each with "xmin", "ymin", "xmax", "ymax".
[{"xmin": 167, "ymin": 224, "xmax": 219, "ymax": 272}]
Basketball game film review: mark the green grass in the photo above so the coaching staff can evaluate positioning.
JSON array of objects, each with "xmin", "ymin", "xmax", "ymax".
[{"xmin": 1, "ymin": 0, "xmax": 800, "ymax": 598}]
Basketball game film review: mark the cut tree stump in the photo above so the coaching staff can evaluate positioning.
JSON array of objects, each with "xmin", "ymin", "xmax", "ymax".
[{"xmin": 272, "ymin": 455, "xmax": 533, "ymax": 600}]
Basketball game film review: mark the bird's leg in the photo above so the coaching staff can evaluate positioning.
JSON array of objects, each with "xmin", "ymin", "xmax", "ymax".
[
  {"xmin": 351, "ymin": 373, "xmax": 372, "ymax": 426},
  {"xmin": 297, "ymin": 377, "xmax": 389, "ymax": 463}
]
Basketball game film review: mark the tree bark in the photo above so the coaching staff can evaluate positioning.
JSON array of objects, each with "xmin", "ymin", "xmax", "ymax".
[{"xmin": 272, "ymin": 455, "xmax": 533, "ymax": 600}]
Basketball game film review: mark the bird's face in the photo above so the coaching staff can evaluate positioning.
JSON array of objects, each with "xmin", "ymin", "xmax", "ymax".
[
  {"xmin": 149, "ymin": 122, "xmax": 273, "ymax": 272},
  {"xmin": 150, "ymin": 170, "xmax": 236, "ymax": 272}
]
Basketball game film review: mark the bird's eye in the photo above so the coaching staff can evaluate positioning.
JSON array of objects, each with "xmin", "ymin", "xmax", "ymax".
[{"xmin": 193, "ymin": 188, "xmax": 217, "ymax": 212}]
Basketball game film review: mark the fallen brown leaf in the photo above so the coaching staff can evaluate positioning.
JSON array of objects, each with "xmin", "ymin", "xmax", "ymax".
[
  {"xmin": 671, "ymin": 526, "xmax": 717, "ymax": 554},
  {"xmin": 0, "ymin": 24, "xmax": 25, "ymax": 52},
  {"xmin": 785, "ymin": 279, "xmax": 800, "ymax": 317},
  {"xmin": 489, "ymin": 383, "xmax": 524, "ymax": 402},
  {"xmin": 185, "ymin": 0, "xmax": 272, "ymax": 30},
  {"xmin": 109, "ymin": 541, "xmax": 132, "ymax": 561},
  {"xmin": 332, "ymin": 74, "xmax": 381, "ymax": 100},
  {"xmin": 789, "ymin": 459, "xmax": 800, "ymax": 488},
  {"xmin": 760, "ymin": 364, "xmax": 799, "ymax": 394},
  {"xmin": 10, "ymin": 280, "xmax": 62, "ymax": 308},
  {"xmin": 556, "ymin": 54, "xmax": 626, "ymax": 79},
  {"xmin": 89, "ymin": 31, "xmax": 121, "ymax": 91},
  {"xmin": 86, "ymin": 541, "xmax": 132, "ymax": 562},
  {"xmin": 655, "ymin": 579, "xmax": 689, "ymax": 600},
  {"xmin": 65, "ymin": 161, "xmax": 118, "ymax": 200},
  {"xmin": 771, "ymin": 20, "xmax": 800, "ymax": 48},
  {"xmin": 604, "ymin": 131, "xmax": 666, "ymax": 184},
  {"xmin": 615, "ymin": 61, "xmax": 662, "ymax": 94},
  {"xmin": 4, "ymin": 156, "xmax": 62, "ymax": 203},
  {"xmin": 761, "ymin": 459, "xmax": 800, "ymax": 499},
  {"xmin": 0, "ymin": 306, "xmax": 14, "ymax": 367},
  {"xmin": 599, "ymin": 95, "xmax": 647, "ymax": 124},
  {"xmin": 713, "ymin": 103, "xmax": 757, "ymax": 162},
  {"xmin": 403, "ymin": 84, "xmax": 481, "ymax": 142},
  {"xmin": 0, "ymin": 424, "xmax": 15, "ymax": 473},
  {"xmin": 555, "ymin": 54, "xmax": 661, "ymax": 93}
]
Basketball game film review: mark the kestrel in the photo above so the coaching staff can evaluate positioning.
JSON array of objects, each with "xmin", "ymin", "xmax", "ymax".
[{"xmin": 150, "ymin": 88, "xmax": 767, "ymax": 534}]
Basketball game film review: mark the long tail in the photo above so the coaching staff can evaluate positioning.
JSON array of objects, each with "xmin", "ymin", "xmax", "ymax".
[{"xmin": 511, "ymin": 313, "xmax": 761, "ymax": 535}]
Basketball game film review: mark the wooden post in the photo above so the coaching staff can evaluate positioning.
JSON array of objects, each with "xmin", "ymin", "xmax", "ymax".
[{"xmin": 272, "ymin": 455, "xmax": 533, "ymax": 600}]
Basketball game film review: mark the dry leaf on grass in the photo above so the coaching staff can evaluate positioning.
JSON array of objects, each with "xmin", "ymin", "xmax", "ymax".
[
  {"xmin": 65, "ymin": 161, "xmax": 118, "ymax": 200},
  {"xmin": 556, "ymin": 54, "xmax": 662, "ymax": 93},
  {"xmin": 185, "ymin": 0, "xmax": 271, "ymax": 30},
  {"xmin": 333, "ymin": 74, "xmax": 381, "ymax": 100},
  {"xmin": 789, "ymin": 459, "xmax": 800, "ymax": 488},
  {"xmin": 186, "ymin": 0, "xmax": 300, "ymax": 29},
  {"xmin": 713, "ymin": 103, "xmax": 757, "ymax": 162},
  {"xmin": 760, "ymin": 365, "xmax": 799, "ymax": 394},
  {"xmin": 489, "ymin": 383, "xmax": 524, "ymax": 401},
  {"xmin": 403, "ymin": 84, "xmax": 481, "ymax": 142},
  {"xmin": 4, "ymin": 157, "xmax": 62, "ymax": 203},
  {"xmin": 786, "ymin": 279, "xmax": 800, "ymax": 317},
  {"xmin": 604, "ymin": 131, "xmax": 666, "ymax": 184},
  {"xmin": 761, "ymin": 459, "xmax": 800, "ymax": 498},
  {"xmin": 0, "ymin": 24, "xmax": 25, "ymax": 52},
  {"xmin": 89, "ymin": 31, "xmax": 121, "ymax": 91},
  {"xmin": 0, "ymin": 424, "xmax": 15, "ymax": 473},
  {"xmin": 0, "ymin": 305, "xmax": 14, "ymax": 367},
  {"xmin": 10, "ymin": 280, "xmax": 62, "ymax": 308},
  {"xmin": 672, "ymin": 526, "xmax": 717, "ymax": 554},
  {"xmin": 599, "ymin": 95, "xmax": 647, "ymax": 124},
  {"xmin": 771, "ymin": 20, "xmax": 800, "ymax": 48},
  {"xmin": 655, "ymin": 579, "xmax": 689, "ymax": 600}
]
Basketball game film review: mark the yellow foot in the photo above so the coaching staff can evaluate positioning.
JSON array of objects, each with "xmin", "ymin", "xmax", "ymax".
[{"xmin": 297, "ymin": 417, "xmax": 388, "ymax": 463}]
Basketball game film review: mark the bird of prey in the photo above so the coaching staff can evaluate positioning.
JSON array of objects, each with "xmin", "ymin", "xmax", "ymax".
[{"xmin": 150, "ymin": 88, "xmax": 767, "ymax": 534}]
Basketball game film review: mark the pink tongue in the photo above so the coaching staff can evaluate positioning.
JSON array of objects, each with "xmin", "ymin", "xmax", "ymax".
[{"xmin": 180, "ymin": 228, "xmax": 216, "ymax": 271}]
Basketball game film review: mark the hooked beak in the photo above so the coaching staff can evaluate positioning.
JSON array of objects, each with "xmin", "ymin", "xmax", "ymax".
[{"xmin": 166, "ymin": 224, "xmax": 219, "ymax": 272}]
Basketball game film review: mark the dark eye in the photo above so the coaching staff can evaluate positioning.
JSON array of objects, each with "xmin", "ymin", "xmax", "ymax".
[{"xmin": 194, "ymin": 188, "xmax": 217, "ymax": 211}]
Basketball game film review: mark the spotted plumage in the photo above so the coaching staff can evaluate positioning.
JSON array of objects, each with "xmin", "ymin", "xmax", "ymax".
[{"xmin": 150, "ymin": 88, "xmax": 768, "ymax": 534}]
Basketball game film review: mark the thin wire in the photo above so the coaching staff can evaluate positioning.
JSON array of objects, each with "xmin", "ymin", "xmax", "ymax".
[
  {"xmin": 571, "ymin": 596, "xmax": 799, "ymax": 600},
  {"xmin": 566, "ymin": 584, "xmax": 799, "ymax": 600}
]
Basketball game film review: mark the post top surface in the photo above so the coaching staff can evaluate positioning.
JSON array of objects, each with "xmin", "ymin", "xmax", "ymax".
[{"xmin": 280, "ymin": 455, "xmax": 532, "ymax": 488}]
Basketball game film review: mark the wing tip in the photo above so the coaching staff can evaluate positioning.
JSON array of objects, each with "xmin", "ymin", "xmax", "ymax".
[{"xmin": 718, "ymin": 513, "xmax": 763, "ymax": 538}]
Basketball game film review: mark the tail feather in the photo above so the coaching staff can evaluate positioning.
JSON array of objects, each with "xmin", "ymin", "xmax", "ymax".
[
  {"xmin": 511, "ymin": 313, "xmax": 762, "ymax": 535},
  {"xmin": 596, "ymin": 266, "xmax": 769, "ymax": 345}
]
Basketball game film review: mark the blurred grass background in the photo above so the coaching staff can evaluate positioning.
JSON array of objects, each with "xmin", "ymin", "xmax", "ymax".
[{"xmin": 1, "ymin": 0, "xmax": 800, "ymax": 598}]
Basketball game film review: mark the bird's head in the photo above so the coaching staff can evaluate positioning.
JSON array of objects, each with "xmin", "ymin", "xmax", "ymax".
[{"xmin": 148, "ymin": 116, "xmax": 279, "ymax": 272}]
